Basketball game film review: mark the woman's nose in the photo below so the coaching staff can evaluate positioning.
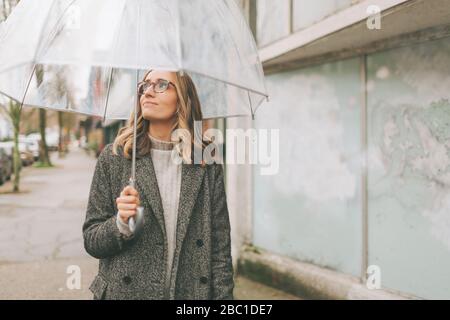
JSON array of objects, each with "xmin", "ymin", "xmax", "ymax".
[{"xmin": 144, "ymin": 88, "xmax": 156, "ymax": 97}]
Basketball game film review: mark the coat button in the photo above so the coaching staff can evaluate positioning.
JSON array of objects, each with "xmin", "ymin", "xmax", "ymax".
[
  {"xmin": 196, "ymin": 239, "xmax": 204, "ymax": 247},
  {"xmin": 200, "ymin": 276, "xmax": 208, "ymax": 284},
  {"xmin": 122, "ymin": 276, "xmax": 132, "ymax": 285}
]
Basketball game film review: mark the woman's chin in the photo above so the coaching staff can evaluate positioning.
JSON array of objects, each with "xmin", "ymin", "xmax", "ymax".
[{"xmin": 142, "ymin": 111, "xmax": 174, "ymax": 122}]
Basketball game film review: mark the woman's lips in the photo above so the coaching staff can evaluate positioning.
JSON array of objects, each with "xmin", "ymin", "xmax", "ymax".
[{"xmin": 143, "ymin": 101, "xmax": 158, "ymax": 107}]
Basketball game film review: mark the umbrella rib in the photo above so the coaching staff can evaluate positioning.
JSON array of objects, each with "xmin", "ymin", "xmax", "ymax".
[
  {"xmin": 16, "ymin": 0, "xmax": 58, "ymax": 113},
  {"xmin": 216, "ymin": 1, "xmax": 246, "ymax": 70},
  {"xmin": 17, "ymin": 0, "xmax": 78, "ymax": 113},
  {"xmin": 183, "ymin": 67, "xmax": 268, "ymax": 98},
  {"xmin": 224, "ymin": 0, "xmax": 269, "ymax": 99},
  {"xmin": 131, "ymin": 0, "xmax": 143, "ymax": 185},
  {"xmin": 18, "ymin": 63, "xmax": 37, "ymax": 113},
  {"xmin": 226, "ymin": 0, "xmax": 268, "ymax": 98},
  {"xmin": 252, "ymin": 95, "xmax": 267, "ymax": 116},
  {"xmin": 202, "ymin": 113, "xmax": 252, "ymax": 120},
  {"xmin": 175, "ymin": 0, "xmax": 183, "ymax": 71},
  {"xmin": 247, "ymin": 90, "xmax": 255, "ymax": 120},
  {"xmin": 211, "ymin": 0, "xmax": 268, "ymax": 104},
  {"xmin": 1, "ymin": 87, "xmax": 256, "ymax": 121},
  {"xmin": 34, "ymin": 0, "xmax": 79, "ymax": 61},
  {"xmin": 102, "ymin": 0, "xmax": 127, "ymax": 123},
  {"xmin": 31, "ymin": 0, "xmax": 59, "ymax": 62},
  {"xmin": 102, "ymin": 67, "xmax": 114, "ymax": 123}
]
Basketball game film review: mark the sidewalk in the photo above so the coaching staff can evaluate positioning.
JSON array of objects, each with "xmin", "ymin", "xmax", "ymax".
[{"xmin": 0, "ymin": 147, "xmax": 299, "ymax": 300}]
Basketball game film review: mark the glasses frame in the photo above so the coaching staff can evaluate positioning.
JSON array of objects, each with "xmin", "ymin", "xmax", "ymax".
[{"xmin": 137, "ymin": 79, "xmax": 176, "ymax": 95}]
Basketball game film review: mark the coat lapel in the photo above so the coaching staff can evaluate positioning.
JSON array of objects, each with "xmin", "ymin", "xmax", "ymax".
[
  {"xmin": 127, "ymin": 152, "xmax": 206, "ymax": 300},
  {"xmin": 170, "ymin": 161, "xmax": 205, "ymax": 299},
  {"xmin": 132, "ymin": 153, "xmax": 206, "ymax": 255},
  {"xmin": 175, "ymin": 162, "xmax": 206, "ymax": 252},
  {"xmin": 133, "ymin": 154, "xmax": 166, "ymax": 241}
]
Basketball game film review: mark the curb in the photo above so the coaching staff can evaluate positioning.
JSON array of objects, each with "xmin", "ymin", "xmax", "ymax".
[{"xmin": 237, "ymin": 245, "xmax": 417, "ymax": 300}]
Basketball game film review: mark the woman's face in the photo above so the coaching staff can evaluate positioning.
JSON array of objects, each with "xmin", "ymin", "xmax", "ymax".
[{"xmin": 139, "ymin": 70, "xmax": 178, "ymax": 122}]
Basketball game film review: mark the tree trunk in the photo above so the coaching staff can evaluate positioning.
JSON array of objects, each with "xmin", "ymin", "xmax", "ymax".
[
  {"xmin": 10, "ymin": 101, "xmax": 21, "ymax": 192},
  {"xmin": 39, "ymin": 109, "xmax": 52, "ymax": 166},
  {"xmin": 58, "ymin": 111, "xmax": 65, "ymax": 158}
]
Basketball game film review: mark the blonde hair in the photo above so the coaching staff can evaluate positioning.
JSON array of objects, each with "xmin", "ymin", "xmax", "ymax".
[{"xmin": 112, "ymin": 69, "xmax": 210, "ymax": 165}]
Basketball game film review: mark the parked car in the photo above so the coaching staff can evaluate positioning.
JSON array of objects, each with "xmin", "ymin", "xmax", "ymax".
[
  {"xmin": 0, "ymin": 141, "xmax": 14, "ymax": 159},
  {"xmin": 0, "ymin": 163, "xmax": 4, "ymax": 185},
  {"xmin": 0, "ymin": 142, "xmax": 14, "ymax": 182},
  {"xmin": 0, "ymin": 147, "xmax": 12, "ymax": 185},
  {"xmin": 46, "ymin": 131, "xmax": 59, "ymax": 151},
  {"xmin": 21, "ymin": 136, "xmax": 40, "ymax": 161},
  {"xmin": 18, "ymin": 142, "xmax": 34, "ymax": 166}
]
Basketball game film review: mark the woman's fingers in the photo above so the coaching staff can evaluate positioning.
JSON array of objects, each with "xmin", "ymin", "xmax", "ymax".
[
  {"xmin": 117, "ymin": 186, "xmax": 141, "ymax": 224},
  {"xmin": 118, "ymin": 202, "xmax": 138, "ymax": 210},
  {"xmin": 121, "ymin": 185, "xmax": 139, "ymax": 197},
  {"xmin": 119, "ymin": 210, "xmax": 137, "ymax": 218},
  {"xmin": 118, "ymin": 209, "xmax": 136, "ymax": 224},
  {"xmin": 116, "ymin": 195, "xmax": 140, "ymax": 205}
]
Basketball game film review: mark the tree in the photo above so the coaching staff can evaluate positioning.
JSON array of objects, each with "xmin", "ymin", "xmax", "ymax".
[
  {"xmin": 58, "ymin": 111, "xmax": 64, "ymax": 158},
  {"xmin": 35, "ymin": 65, "xmax": 52, "ymax": 166},
  {"xmin": 0, "ymin": 100, "xmax": 22, "ymax": 192},
  {"xmin": 0, "ymin": 0, "xmax": 22, "ymax": 191}
]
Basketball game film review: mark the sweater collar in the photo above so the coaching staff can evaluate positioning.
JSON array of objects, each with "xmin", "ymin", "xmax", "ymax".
[{"xmin": 148, "ymin": 133, "xmax": 175, "ymax": 151}]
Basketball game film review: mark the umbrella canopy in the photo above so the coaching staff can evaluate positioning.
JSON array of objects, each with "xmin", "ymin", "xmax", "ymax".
[
  {"xmin": 0, "ymin": 0, "xmax": 268, "ymax": 233},
  {"xmin": 0, "ymin": 0, "xmax": 268, "ymax": 120}
]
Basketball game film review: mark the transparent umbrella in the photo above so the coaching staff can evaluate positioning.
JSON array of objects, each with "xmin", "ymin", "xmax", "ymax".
[{"xmin": 0, "ymin": 0, "xmax": 268, "ymax": 232}]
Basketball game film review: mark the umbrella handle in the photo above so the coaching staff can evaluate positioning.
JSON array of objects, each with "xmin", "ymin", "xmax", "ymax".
[
  {"xmin": 128, "ymin": 177, "xmax": 144, "ymax": 235},
  {"xmin": 129, "ymin": 206, "xmax": 144, "ymax": 235}
]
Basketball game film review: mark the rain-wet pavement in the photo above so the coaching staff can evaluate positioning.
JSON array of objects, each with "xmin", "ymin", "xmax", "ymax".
[{"xmin": 0, "ymin": 149, "xmax": 92, "ymax": 263}]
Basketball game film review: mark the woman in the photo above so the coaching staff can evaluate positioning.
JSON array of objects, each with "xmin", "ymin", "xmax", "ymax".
[{"xmin": 82, "ymin": 69, "xmax": 234, "ymax": 300}]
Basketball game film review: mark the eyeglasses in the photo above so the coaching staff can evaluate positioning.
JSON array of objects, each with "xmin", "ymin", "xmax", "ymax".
[{"xmin": 138, "ymin": 79, "xmax": 176, "ymax": 95}]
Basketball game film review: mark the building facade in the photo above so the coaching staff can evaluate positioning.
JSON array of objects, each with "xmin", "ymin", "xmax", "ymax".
[{"xmin": 227, "ymin": 0, "xmax": 450, "ymax": 299}]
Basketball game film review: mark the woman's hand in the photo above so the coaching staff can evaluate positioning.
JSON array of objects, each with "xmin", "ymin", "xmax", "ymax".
[{"xmin": 116, "ymin": 186, "xmax": 141, "ymax": 224}]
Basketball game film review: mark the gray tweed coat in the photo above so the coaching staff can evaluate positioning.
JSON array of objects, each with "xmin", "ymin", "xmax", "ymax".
[{"xmin": 82, "ymin": 144, "xmax": 234, "ymax": 300}]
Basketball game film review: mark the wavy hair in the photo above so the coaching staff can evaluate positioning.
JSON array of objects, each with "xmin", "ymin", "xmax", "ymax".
[{"xmin": 112, "ymin": 69, "xmax": 210, "ymax": 165}]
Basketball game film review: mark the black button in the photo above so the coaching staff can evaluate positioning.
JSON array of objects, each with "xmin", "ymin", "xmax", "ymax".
[
  {"xmin": 196, "ymin": 239, "xmax": 204, "ymax": 247},
  {"xmin": 123, "ymin": 276, "xmax": 132, "ymax": 285},
  {"xmin": 200, "ymin": 276, "xmax": 208, "ymax": 284}
]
